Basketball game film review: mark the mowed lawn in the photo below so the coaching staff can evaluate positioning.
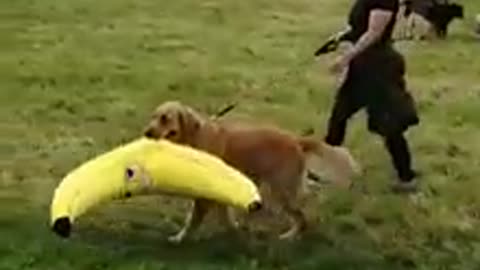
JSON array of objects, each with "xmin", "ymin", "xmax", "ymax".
[{"xmin": 1, "ymin": 0, "xmax": 480, "ymax": 269}]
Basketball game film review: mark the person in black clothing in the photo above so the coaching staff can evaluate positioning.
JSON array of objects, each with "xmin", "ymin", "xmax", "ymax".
[{"xmin": 324, "ymin": 0, "xmax": 420, "ymax": 192}]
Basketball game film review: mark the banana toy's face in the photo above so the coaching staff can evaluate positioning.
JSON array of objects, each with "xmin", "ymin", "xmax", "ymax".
[
  {"xmin": 123, "ymin": 163, "xmax": 153, "ymax": 197},
  {"xmin": 51, "ymin": 162, "xmax": 155, "ymax": 238}
]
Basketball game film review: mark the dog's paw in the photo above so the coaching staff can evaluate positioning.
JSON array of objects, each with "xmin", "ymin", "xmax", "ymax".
[
  {"xmin": 167, "ymin": 233, "xmax": 186, "ymax": 244},
  {"xmin": 278, "ymin": 229, "xmax": 300, "ymax": 241}
]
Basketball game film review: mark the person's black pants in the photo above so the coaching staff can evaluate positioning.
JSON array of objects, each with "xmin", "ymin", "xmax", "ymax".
[{"xmin": 324, "ymin": 48, "xmax": 419, "ymax": 183}]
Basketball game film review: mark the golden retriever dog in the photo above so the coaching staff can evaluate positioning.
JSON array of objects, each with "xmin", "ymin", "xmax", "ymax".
[{"xmin": 143, "ymin": 101, "xmax": 361, "ymax": 243}]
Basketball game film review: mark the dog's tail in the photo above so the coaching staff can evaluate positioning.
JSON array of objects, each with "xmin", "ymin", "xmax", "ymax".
[{"xmin": 297, "ymin": 136, "xmax": 362, "ymax": 188}]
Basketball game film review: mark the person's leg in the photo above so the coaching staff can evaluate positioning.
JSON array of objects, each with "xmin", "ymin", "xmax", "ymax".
[
  {"xmin": 367, "ymin": 109, "xmax": 418, "ymax": 192},
  {"xmin": 384, "ymin": 133, "xmax": 418, "ymax": 192},
  {"xmin": 367, "ymin": 91, "xmax": 419, "ymax": 192},
  {"xmin": 324, "ymin": 90, "xmax": 362, "ymax": 146}
]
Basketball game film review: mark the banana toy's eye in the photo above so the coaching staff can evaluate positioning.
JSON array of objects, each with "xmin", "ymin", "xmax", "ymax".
[
  {"xmin": 125, "ymin": 166, "xmax": 140, "ymax": 183},
  {"xmin": 125, "ymin": 168, "xmax": 135, "ymax": 181},
  {"xmin": 124, "ymin": 164, "xmax": 152, "ymax": 188}
]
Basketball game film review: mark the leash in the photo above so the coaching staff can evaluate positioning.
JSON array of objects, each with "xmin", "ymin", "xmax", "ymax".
[
  {"xmin": 212, "ymin": 54, "xmax": 316, "ymax": 117},
  {"xmin": 211, "ymin": 53, "xmax": 334, "ymax": 186},
  {"xmin": 212, "ymin": 101, "xmax": 238, "ymax": 119},
  {"xmin": 259, "ymin": 56, "xmax": 316, "ymax": 91}
]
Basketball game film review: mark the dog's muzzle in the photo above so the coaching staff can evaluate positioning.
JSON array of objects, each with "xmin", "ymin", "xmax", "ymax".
[{"xmin": 143, "ymin": 128, "xmax": 155, "ymax": 139}]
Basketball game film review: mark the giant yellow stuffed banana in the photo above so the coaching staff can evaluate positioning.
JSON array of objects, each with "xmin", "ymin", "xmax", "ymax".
[{"xmin": 50, "ymin": 137, "xmax": 262, "ymax": 238}]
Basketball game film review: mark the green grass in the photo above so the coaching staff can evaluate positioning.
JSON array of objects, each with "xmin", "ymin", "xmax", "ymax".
[{"xmin": 2, "ymin": 0, "xmax": 480, "ymax": 269}]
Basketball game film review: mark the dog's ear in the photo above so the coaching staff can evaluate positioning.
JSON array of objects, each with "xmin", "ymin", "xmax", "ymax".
[{"xmin": 177, "ymin": 106, "xmax": 203, "ymax": 143}]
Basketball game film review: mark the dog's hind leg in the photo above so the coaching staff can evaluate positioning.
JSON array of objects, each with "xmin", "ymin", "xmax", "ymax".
[
  {"xmin": 268, "ymin": 168, "xmax": 307, "ymax": 240},
  {"xmin": 275, "ymin": 185, "xmax": 307, "ymax": 240}
]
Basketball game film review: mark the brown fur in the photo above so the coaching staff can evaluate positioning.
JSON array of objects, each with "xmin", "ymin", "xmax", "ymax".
[{"xmin": 143, "ymin": 101, "xmax": 361, "ymax": 242}]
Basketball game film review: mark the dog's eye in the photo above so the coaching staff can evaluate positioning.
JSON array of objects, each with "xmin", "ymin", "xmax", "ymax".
[
  {"xmin": 166, "ymin": 130, "xmax": 177, "ymax": 138},
  {"xmin": 160, "ymin": 114, "xmax": 168, "ymax": 124}
]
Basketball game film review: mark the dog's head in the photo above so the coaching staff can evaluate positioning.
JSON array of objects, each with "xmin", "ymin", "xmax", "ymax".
[
  {"xmin": 446, "ymin": 3, "xmax": 464, "ymax": 19},
  {"xmin": 431, "ymin": 3, "xmax": 464, "ymax": 21},
  {"xmin": 143, "ymin": 101, "xmax": 204, "ymax": 145}
]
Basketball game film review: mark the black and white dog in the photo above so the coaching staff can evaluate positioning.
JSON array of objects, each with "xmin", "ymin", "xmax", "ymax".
[{"xmin": 399, "ymin": 0, "xmax": 464, "ymax": 39}]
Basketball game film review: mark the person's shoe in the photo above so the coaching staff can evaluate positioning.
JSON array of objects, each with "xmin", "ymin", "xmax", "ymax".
[
  {"xmin": 391, "ymin": 179, "xmax": 418, "ymax": 193},
  {"xmin": 391, "ymin": 170, "xmax": 420, "ymax": 193}
]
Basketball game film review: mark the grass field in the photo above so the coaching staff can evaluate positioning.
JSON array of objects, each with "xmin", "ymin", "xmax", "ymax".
[{"xmin": 1, "ymin": 0, "xmax": 480, "ymax": 269}]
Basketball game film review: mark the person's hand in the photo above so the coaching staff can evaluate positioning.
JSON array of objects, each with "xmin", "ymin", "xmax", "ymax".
[
  {"xmin": 330, "ymin": 52, "xmax": 352, "ymax": 88},
  {"xmin": 329, "ymin": 55, "xmax": 351, "ymax": 74}
]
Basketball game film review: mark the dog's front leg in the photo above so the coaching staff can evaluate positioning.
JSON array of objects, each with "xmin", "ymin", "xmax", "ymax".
[
  {"xmin": 168, "ymin": 199, "xmax": 210, "ymax": 244},
  {"xmin": 405, "ymin": 16, "xmax": 415, "ymax": 40},
  {"xmin": 218, "ymin": 205, "xmax": 240, "ymax": 231}
]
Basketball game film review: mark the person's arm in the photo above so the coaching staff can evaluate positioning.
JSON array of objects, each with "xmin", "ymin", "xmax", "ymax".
[{"xmin": 342, "ymin": 9, "xmax": 393, "ymax": 62}]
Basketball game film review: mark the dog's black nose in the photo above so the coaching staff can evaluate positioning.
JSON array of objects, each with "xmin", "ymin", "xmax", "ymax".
[
  {"xmin": 52, "ymin": 217, "xmax": 72, "ymax": 238},
  {"xmin": 144, "ymin": 129, "xmax": 154, "ymax": 138},
  {"xmin": 248, "ymin": 201, "xmax": 263, "ymax": 213}
]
